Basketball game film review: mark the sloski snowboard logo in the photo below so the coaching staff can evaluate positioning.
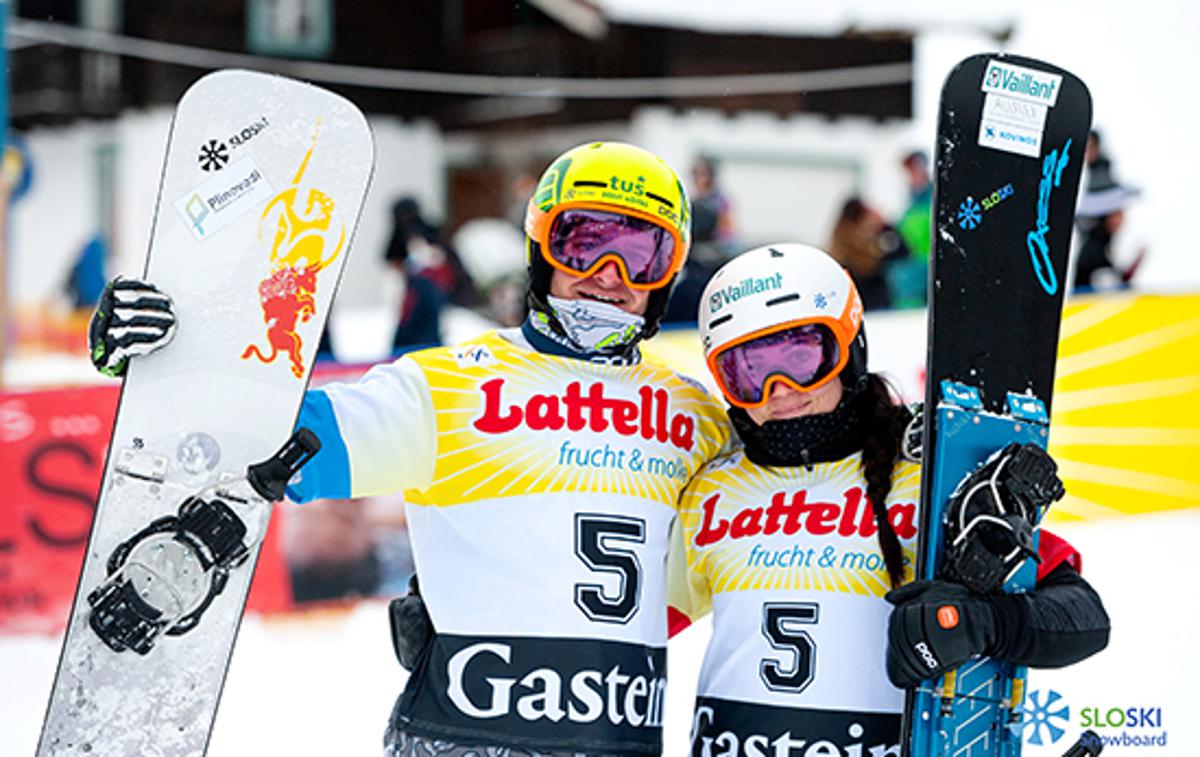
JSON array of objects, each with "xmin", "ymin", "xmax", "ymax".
[
  {"xmin": 956, "ymin": 183, "xmax": 1015, "ymax": 230},
  {"xmin": 956, "ymin": 197, "xmax": 983, "ymax": 229},
  {"xmin": 1013, "ymin": 689, "xmax": 1071, "ymax": 746},
  {"xmin": 242, "ymin": 120, "xmax": 346, "ymax": 378},
  {"xmin": 198, "ymin": 139, "xmax": 230, "ymax": 172},
  {"xmin": 197, "ymin": 116, "xmax": 271, "ymax": 172}
]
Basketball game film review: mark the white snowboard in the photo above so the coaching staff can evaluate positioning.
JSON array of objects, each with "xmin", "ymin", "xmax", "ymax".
[{"xmin": 38, "ymin": 70, "xmax": 374, "ymax": 757}]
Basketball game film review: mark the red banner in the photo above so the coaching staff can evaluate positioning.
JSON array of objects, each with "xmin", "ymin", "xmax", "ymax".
[{"xmin": 0, "ymin": 385, "xmax": 295, "ymax": 634}]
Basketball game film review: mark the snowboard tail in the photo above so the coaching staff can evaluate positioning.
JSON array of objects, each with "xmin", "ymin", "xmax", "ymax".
[
  {"xmin": 901, "ymin": 54, "xmax": 1091, "ymax": 757},
  {"xmin": 38, "ymin": 70, "xmax": 374, "ymax": 756}
]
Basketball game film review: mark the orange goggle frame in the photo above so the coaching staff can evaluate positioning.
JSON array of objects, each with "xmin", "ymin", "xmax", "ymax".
[
  {"xmin": 527, "ymin": 200, "xmax": 687, "ymax": 291},
  {"xmin": 706, "ymin": 318, "xmax": 853, "ymax": 410}
]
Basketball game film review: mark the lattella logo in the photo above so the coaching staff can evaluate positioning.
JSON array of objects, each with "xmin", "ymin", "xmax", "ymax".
[
  {"xmin": 472, "ymin": 378, "xmax": 696, "ymax": 451},
  {"xmin": 694, "ymin": 487, "xmax": 918, "ymax": 547}
]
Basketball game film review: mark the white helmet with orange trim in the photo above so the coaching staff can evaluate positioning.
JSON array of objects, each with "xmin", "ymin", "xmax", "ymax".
[{"xmin": 699, "ymin": 243, "xmax": 868, "ymax": 409}]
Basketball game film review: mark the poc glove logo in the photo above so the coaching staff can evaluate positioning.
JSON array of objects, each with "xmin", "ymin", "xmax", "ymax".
[{"xmin": 915, "ymin": 641, "xmax": 940, "ymax": 670}]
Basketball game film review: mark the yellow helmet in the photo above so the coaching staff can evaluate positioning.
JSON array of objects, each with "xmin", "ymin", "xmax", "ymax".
[{"xmin": 524, "ymin": 142, "xmax": 691, "ymax": 338}]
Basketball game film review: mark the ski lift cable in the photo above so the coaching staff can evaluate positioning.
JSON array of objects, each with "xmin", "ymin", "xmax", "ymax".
[{"xmin": 8, "ymin": 19, "xmax": 913, "ymax": 100}]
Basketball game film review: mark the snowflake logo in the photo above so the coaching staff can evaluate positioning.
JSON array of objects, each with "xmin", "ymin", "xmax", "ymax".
[
  {"xmin": 957, "ymin": 197, "xmax": 983, "ymax": 230},
  {"xmin": 1011, "ymin": 689, "xmax": 1070, "ymax": 746},
  {"xmin": 198, "ymin": 140, "xmax": 229, "ymax": 172},
  {"xmin": 813, "ymin": 292, "xmax": 827, "ymax": 310}
]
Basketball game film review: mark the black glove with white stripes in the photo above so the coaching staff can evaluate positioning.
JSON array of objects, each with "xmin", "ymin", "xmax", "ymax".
[{"xmin": 88, "ymin": 276, "xmax": 178, "ymax": 378}]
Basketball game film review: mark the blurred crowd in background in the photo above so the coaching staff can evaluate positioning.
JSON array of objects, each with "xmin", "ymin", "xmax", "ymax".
[
  {"xmin": 238, "ymin": 130, "xmax": 1142, "ymax": 606},
  {"xmin": 5, "ymin": 1, "xmax": 1148, "ymax": 609},
  {"xmin": 45, "ymin": 128, "xmax": 1148, "ymax": 606},
  {"xmin": 281, "ymin": 130, "xmax": 1141, "ymax": 367},
  {"xmin": 56, "ymin": 129, "xmax": 1145, "ymax": 364}
]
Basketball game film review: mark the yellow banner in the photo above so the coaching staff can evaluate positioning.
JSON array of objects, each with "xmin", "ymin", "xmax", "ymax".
[
  {"xmin": 644, "ymin": 292, "xmax": 1200, "ymax": 522},
  {"xmin": 1052, "ymin": 293, "xmax": 1200, "ymax": 520}
]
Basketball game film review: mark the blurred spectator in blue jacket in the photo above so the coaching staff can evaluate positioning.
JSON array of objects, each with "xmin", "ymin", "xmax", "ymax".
[{"xmin": 65, "ymin": 234, "xmax": 108, "ymax": 308}]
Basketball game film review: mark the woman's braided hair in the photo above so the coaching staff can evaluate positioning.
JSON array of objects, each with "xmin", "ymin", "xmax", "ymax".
[{"xmin": 856, "ymin": 373, "xmax": 912, "ymax": 589}]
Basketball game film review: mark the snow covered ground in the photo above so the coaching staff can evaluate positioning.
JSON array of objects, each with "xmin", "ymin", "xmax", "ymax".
[{"xmin": 3, "ymin": 508, "xmax": 1195, "ymax": 755}]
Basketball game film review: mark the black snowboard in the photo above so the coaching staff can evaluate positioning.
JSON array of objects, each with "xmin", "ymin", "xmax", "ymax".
[{"xmin": 902, "ymin": 53, "xmax": 1092, "ymax": 756}]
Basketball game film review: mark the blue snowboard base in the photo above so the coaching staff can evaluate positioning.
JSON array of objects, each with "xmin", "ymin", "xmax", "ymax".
[{"xmin": 908, "ymin": 381, "xmax": 1049, "ymax": 756}]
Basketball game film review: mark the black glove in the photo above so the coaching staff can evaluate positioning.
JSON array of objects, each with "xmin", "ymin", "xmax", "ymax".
[
  {"xmin": 885, "ymin": 580, "xmax": 998, "ymax": 689},
  {"xmin": 89, "ymin": 276, "xmax": 178, "ymax": 377},
  {"xmin": 388, "ymin": 575, "xmax": 433, "ymax": 672}
]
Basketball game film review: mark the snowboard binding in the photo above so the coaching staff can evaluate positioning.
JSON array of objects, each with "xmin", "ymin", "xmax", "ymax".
[
  {"xmin": 87, "ymin": 428, "xmax": 320, "ymax": 654},
  {"xmin": 942, "ymin": 442, "xmax": 1065, "ymax": 594}
]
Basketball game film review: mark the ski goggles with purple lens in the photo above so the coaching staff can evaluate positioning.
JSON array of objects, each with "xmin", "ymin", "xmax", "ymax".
[
  {"xmin": 543, "ymin": 208, "xmax": 682, "ymax": 289},
  {"xmin": 710, "ymin": 323, "xmax": 846, "ymax": 408}
]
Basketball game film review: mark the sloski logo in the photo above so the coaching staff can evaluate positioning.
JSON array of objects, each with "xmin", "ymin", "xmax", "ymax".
[
  {"xmin": 957, "ymin": 197, "xmax": 983, "ymax": 230},
  {"xmin": 532, "ymin": 157, "xmax": 570, "ymax": 212},
  {"xmin": 956, "ymin": 184, "xmax": 1014, "ymax": 230},
  {"xmin": 198, "ymin": 139, "xmax": 229, "ymax": 172},
  {"xmin": 197, "ymin": 116, "xmax": 270, "ymax": 172},
  {"xmin": 242, "ymin": 119, "xmax": 346, "ymax": 378},
  {"xmin": 1013, "ymin": 689, "xmax": 1071, "ymax": 746}
]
